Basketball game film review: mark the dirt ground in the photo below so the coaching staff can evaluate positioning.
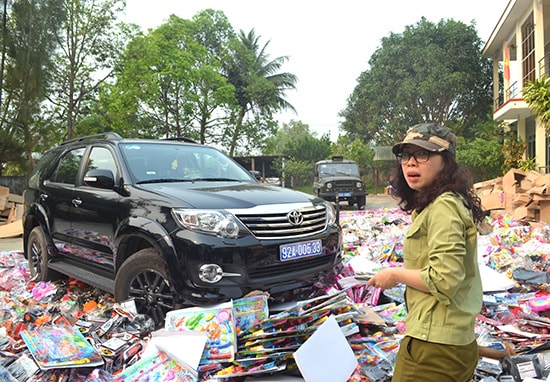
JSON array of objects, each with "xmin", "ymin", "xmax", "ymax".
[{"xmin": 336, "ymin": 193, "xmax": 399, "ymax": 211}]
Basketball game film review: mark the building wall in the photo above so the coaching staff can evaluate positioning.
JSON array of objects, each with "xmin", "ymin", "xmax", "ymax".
[{"xmin": 484, "ymin": 0, "xmax": 550, "ymax": 172}]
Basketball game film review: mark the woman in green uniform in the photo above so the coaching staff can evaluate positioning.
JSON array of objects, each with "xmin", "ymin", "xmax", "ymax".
[{"xmin": 368, "ymin": 123, "xmax": 485, "ymax": 382}]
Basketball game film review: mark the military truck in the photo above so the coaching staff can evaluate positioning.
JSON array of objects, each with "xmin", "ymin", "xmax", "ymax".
[{"xmin": 313, "ymin": 156, "xmax": 367, "ymax": 209}]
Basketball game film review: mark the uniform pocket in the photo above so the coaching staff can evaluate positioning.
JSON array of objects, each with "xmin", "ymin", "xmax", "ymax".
[{"xmin": 404, "ymin": 223, "xmax": 423, "ymax": 263}]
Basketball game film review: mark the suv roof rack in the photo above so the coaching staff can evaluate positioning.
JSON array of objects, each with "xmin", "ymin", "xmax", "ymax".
[
  {"xmin": 60, "ymin": 132, "xmax": 122, "ymax": 146},
  {"xmin": 162, "ymin": 137, "xmax": 199, "ymax": 144}
]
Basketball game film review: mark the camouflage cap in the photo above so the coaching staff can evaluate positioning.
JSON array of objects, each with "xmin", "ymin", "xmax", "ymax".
[{"xmin": 392, "ymin": 123, "xmax": 457, "ymax": 156}]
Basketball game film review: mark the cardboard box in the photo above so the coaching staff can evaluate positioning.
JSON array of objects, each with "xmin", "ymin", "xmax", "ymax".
[
  {"xmin": 539, "ymin": 200, "xmax": 550, "ymax": 224},
  {"xmin": 479, "ymin": 192, "xmax": 505, "ymax": 210},
  {"xmin": 513, "ymin": 206, "xmax": 537, "ymax": 220},
  {"xmin": 520, "ymin": 171, "xmax": 538, "ymax": 190},
  {"xmin": 0, "ymin": 186, "xmax": 9, "ymax": 210},
  {"xmin": 511, "ymin": 193, "xmax": 532, "ymax": 207},
  {"xmin": 504, "ymin": 192, "xmax": 515, "ymax": 212},
  {"xmin": 502, "ymin": 169, "xmax": 527, "ymax": 194},
  {"xmin": 531, "ymin": 193, "xmax": 550, "ymax": 201},
  {"xmin": 474, "ymin": 177, "xmax": 502, "ymax": 193},
  {"xmin": 533, "ymin": 173, "xmax": 550, "ymax": 187}
]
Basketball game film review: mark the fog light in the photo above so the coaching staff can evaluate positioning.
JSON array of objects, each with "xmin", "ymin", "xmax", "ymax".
[{"xmin": 198, "ymin": 264, "xmax": 223, "ymax": 283}]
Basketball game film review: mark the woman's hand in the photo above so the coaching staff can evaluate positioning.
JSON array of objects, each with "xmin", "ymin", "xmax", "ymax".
[
  {"xmin": 367, "ymin": 267, "xmax": 429, "ymax": 292},
  {"xmin": 367, "ymin": 268, "xmax": 398, "ymax": 289}
]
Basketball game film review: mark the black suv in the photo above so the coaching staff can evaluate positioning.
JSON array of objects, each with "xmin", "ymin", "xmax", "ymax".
[
  {"xmin": 23, "ymin": 133, "xmax": 342, "ymax": 325},
  {"xmin": 313, "ymin": 156, "xmax": 367, "ymax": 209}
]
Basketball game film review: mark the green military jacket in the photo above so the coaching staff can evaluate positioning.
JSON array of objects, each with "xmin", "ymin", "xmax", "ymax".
[{"xmin": 403, "ymin": 192, "xmax": 482, "ymax": 346}]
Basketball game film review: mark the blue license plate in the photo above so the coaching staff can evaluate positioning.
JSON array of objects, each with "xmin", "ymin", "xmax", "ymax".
[
  {"xmin": 280, "ymin": 239, "xmax": 323, "ymax": 261},
  {"xmin": 338, "ymin": 192, "xmax": 351, "ymax": 197}
]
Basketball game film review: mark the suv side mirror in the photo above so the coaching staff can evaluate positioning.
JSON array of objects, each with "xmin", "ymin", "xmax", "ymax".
[
  {"xmin": 84, "ymin": 169, "xmax": 115, "ymax": 189},
  {"xmin": 250, "ymin": 170, "xmax": 262, "ymax": 181}
]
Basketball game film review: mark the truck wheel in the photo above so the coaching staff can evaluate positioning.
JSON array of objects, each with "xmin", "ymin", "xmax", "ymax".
[
  {"xmin": 356, "ymin": 196, "xmax": 366, "ymax": 210},
  {"xmin": 26, "ymin": 226, "xmax": 62, "ymax": 281},
  {"xmin": 115, "ymin": 248, "xmax": 179, "ymax": 328}
]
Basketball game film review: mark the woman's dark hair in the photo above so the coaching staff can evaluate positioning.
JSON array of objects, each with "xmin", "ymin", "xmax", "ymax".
[{"xmin": 393, "ymin": 151, "xmax": 486, "ymax": 224}]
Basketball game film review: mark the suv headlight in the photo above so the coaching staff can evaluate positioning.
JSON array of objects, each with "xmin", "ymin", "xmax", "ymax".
[
  {"xmin": 324, "ymin": 201, "xmax": 337, "ymax": 225},
  {"xmin": 356, "ymin": 181, "xmax": 364, "ymax": 189},
  {"xmin": 172, "ymin": 209, "xmax": 240, "ymax": 238}
]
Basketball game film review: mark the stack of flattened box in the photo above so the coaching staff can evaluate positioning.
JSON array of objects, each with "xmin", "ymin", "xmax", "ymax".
[
  {"xmin": 0, "ymin": 185, "xmax": 24, "ymax": 238},
  {"xmin": 474, "ymin": 169, "xmax": 550, "ymax": 224}
]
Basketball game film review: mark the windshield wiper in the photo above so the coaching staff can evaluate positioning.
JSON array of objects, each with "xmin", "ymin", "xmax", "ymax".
[
  {"xmin": 136, "ymin": 178, "xmax": 193, "ymax": 184},
  {"xmin": 189, "ymin": 177, "xmax": 242, "ymax": 182}
]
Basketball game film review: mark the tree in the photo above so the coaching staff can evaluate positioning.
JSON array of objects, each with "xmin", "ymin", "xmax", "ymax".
[
  {"xmin": 101, "ymin": 11, "xmax": 236, "ymax": 143},
  {"xmin": 263, "ymin": 120, "xmax": 308, "ymax": 154},
  {"xmin": 331, "ymin": 135, "xmax": 374, "ymax": 174},
  {"xmin": 224, "ymin": 28, "xmax": 297, "ymax": 156},
  {"xmin": 340, "ymin": 17, "xmax": 493, "ymax": 146},
  {"xmin": 46, "ymin": 0, "xmax": 128, "ymax": 140},
  {"xmin": 457, "ymin": 137, "xmax": 504, "ymax": 182},
  {"xmin": 0, "ymin": 0, "xmax": 65, "ymax": 175},
  {"xmin": 263, "ymin": 120, "xmax": 331, "ymax": 187}
]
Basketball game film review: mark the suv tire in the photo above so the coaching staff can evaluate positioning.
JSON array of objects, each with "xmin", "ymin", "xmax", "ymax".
[
  {"xmin": 114, "ymin": 248, "xmax": 179, "ymax": 326},
  {"xmin": 27, "ymin": 226, "xmax": 63, "ymax": 281}
]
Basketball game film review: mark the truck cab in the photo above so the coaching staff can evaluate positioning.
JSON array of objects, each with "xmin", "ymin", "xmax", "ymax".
[{"xmin": 313, "ymin": 156, "xmax": 367, "ymax": 209}]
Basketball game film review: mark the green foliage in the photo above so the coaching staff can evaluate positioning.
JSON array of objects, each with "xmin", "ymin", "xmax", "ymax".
[
  {"xmin": 263, "ymin": 120, "xmax": 331, "ymax": 162},
  {"xmin": 47, "ymin": 0, "xmax": 128, "ymax": 140},
  {"xmin": 331, "ymin": 135, "xmax": 374, "ymax": 171},
  {"xmin": 284, "ymin": 133, "xmax": 331, "ymax": 163},
  {"xmin": 456, "ymin": 137, "xmax": 504, "ymax": 182},
  {"xmin": 0, "ymin": 0, "xmax": 66, "ymax": 174},
  {"xmin": 524, "ymin": 76, "xmax": 550, "ymax": 132},
  {"xmin": 223, "ymin": 28, "xmax": 297, "ymax": 155},
  {"xmin": 101, "ymin": 12, "xmax": 235, "ymax": 142},
  {"xmin": 502, "ymin": 134, "xmax": 527, "ymax": 174},
  {"xmin": 340, "ymin": 17, "xmax": 493, "ymax": 146},
  {"xmin": 518, "ymin": 157, "xmax": 538, "ymax": 172},
  {"xmin": 263, "ymin": 120, "xmax": 331, "ymax": 186},
  {"xmin": 281, "ymin": 159, "xmax": 313, "ymax": 188}
]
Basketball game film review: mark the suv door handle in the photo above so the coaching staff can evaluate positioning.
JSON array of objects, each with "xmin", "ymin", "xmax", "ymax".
[{"xmin": 72, "ymin": 199, "xmax": 82, "ymax": 207}]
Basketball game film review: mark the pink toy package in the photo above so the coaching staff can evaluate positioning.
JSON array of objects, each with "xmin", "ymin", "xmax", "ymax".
[{"xmin": 529, "ymin": 293, "xmax": 550, "ymax": 312}]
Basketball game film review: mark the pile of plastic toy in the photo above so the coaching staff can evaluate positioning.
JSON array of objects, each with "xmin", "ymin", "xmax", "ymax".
[{"xmin": 0, "ymin": 207, "xmax": 548, "ymax": 381}]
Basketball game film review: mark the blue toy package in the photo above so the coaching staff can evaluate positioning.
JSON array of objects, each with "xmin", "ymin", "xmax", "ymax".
[{"xmin": 21, "ymin": 324, "xmax": 104, "ymax": 370}]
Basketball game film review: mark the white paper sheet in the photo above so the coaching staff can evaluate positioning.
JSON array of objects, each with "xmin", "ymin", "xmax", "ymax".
[{"xmin": 293, "ymin": 315, "xmax": 358, "ymax": 382}]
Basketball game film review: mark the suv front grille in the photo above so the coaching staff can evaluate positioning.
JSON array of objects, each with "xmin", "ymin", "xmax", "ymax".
[
  {"xmin": 333, "ymin": 180, "xmax": 356, "ymax": 192},
  {"xmin": 236, "ymin": 205, "xmax": 327, "ymax": 240}
]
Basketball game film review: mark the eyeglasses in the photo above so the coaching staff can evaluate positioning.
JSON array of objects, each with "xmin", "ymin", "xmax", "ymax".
[{"xmin": 396, "ymin": 149, "xmax": 431, "ymax": 164}]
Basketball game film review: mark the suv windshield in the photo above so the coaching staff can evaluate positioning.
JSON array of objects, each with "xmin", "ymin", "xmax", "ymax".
[
  {"xmin": 319, "ymin": 163, "xmax": 360, "ymax": 177},
  {"xmin": 121, "ymin": 143, "xmax": 254, "ymax": 183}
]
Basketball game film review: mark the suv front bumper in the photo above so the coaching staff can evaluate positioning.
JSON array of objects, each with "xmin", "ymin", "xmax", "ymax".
[{"xmin": 169, "ymin": 227, "xmax": 342, "ymax": 304}]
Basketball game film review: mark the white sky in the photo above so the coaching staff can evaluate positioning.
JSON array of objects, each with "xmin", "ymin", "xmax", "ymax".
[{"xmin": 123, "ymin": 0, "xmax": 510, "ymax": 140}]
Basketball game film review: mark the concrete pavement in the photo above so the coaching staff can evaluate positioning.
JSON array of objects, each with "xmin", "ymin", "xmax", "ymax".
[{"xmin": 0, "ymin": 237, "xmax": 23, "ymax": 252}]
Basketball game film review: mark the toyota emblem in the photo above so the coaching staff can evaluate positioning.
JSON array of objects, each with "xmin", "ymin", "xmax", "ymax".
[{"xmin": 287, "ymin": 210, "xmax": 303, "ymax": 226}]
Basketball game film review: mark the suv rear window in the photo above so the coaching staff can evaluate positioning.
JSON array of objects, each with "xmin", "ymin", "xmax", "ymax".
[{"xmin": 52, "ymin": 148, "xmax": 85, "ymax": 184}]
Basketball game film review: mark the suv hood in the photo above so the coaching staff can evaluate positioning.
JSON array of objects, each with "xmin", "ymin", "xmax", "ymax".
[{"xmin": 141, "ymin": 182, "xmax": 318, "ymax": 209}]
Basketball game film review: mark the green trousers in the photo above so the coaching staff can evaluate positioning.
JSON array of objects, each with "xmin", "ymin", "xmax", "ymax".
[{"xmin": 391, "ymin": 336, "xmax": 478, "ymax": 382}]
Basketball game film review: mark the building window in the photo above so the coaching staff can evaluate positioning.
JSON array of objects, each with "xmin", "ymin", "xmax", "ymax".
[{"xmin": 522, "ymin": 14, "xmax": 535, "ymax": 85}]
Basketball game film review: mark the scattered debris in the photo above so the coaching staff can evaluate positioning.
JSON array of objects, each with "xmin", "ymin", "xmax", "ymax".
[{"xmin": 0, "ymin": 205, "xmax": 548, "ymax": 381}]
